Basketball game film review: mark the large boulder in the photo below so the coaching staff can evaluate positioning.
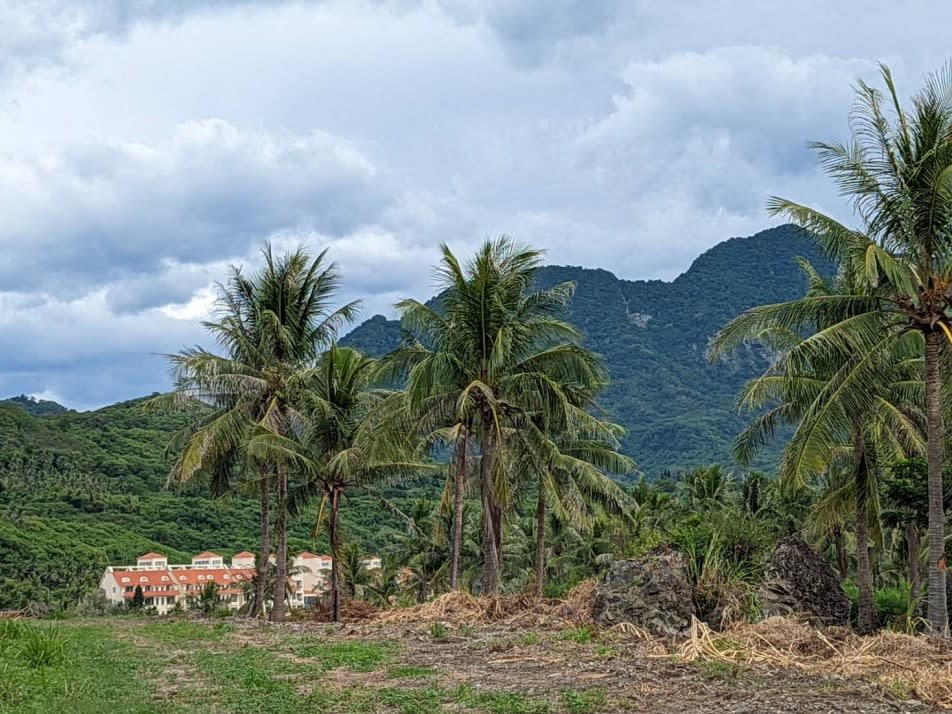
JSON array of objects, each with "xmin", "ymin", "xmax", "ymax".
[
  {"xmin": 759, "ymin": 537, "xmax": 850, "ymax": 626},
  {"xmin": 593, "ymin": 546, "xmax": 695, "ymax": 636}
]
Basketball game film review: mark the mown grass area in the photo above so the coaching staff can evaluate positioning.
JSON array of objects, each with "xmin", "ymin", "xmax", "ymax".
[{"xmin": 0, "ymin": 619, "xmax": 614, "ymax": 714}]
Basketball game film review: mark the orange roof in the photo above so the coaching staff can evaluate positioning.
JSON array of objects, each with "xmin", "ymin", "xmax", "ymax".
[
  {"xmin": 232, "ymin": 551, "xmax": 255, "ymax": 558},
  {"xmin": 193, "ymin": 551, "xmax": 222, "ymax": 559},
  {"xmin": 173, "ymin": 568, "xmax": 256, "ymax": 587},
  {"xmin": 297, "ymin": 551, "xmax": 317, "ymax": 558},
  {"xmin": 137, "ymin": 552, "xmax": 166, "ymax": 559},
  {"xmin": 114, "ymin": 570, "xmax": 175, "ymax": 588}
]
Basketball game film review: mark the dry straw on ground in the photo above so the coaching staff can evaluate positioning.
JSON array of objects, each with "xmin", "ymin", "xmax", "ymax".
[
  {"xmin": 375, "ymin": 579, "xmax": 597, "ymax": 627},
  {"xmin": 680, "ymin": 615, "xmax": 952, "ymax": 709}
]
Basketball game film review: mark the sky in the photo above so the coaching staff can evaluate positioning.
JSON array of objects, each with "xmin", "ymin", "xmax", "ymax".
[{"xmin": 1, "ymin": 1, "xmax": 950, "ymax": 410}]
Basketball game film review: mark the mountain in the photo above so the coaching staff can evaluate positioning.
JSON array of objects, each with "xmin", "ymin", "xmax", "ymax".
[
  {"xmin": 342, "ymin": 224, "xmax": 832, "ymax": 476},
  {"xmin": 3, "ymin": 394, "xmax": 70, "ymax": 417}
]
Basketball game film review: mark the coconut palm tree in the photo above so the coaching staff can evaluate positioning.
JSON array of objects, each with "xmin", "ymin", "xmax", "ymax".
[
  {"xmin": 712, "ymin": 259, "xmax": 925, "ymax": 632},
  {"xmin": 396, "ymin": 238, "xmax": 606, "ymax": 594},
  {"xmin": 159, "ymin": 245, "xmax": 359, "ymax": 622},
  {"xmin": 514, "ymin": 405, "xmax": 633, "ymax": 596},
  {"xmin": 753, "ymin": 64, "xmax": 952, "ymax": 634},
  {"xmin": 265, "ymin": 344, "xmax": 431, "ymax": 622}
]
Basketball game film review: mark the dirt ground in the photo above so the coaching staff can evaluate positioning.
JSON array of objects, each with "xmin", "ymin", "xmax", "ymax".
[{"xmin": 307, "ymin": 619, "xmax": 929, "ymax": 714}]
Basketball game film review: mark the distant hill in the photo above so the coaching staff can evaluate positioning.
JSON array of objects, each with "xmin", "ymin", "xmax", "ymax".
[
  {"xmin": 3, "ymin": 395, "xmax": 70, "ymax": 417},
  {"xmin": 342, "ymin": 224, "xmax": 832, "ymax": 476}
]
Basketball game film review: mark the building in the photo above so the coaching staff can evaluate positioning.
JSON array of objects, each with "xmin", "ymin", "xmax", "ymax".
[
  {"xmin": 99, "ymin": 550, "xmax": 384, "ymax": 614},
  {"xmin": 99, "ymin": 551, "xmax": 256, "ymax": 615}
]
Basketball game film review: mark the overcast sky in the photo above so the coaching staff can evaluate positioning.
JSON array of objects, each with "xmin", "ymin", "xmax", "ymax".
[{"xmin": 1, "ymin": 1, "xmax": 949, "ymax": 409}]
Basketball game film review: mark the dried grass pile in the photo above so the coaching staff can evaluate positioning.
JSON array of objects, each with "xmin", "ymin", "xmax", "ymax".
[
  {"xmin": 679, "ymin": 616, "xmax": 952, "ymax": 709},
  {"xmin": 375, "ymin": 579, "xmax": 598, "ymax": 628}
]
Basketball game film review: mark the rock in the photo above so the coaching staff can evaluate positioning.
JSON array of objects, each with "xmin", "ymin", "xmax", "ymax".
[
  {"xmin": 759, "ymin": 537, "xmax": 850, "ymax": 626},
  {"xmin": 593, "ymin": 546, "xmax": 695, "ymax": 636}
]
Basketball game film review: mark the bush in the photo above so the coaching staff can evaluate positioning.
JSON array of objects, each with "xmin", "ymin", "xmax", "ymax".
[
  {"xmin": 18, "ymin": 624, "xmax": 67, "ymax": 668},
  {"xmin": 875, "ymin": 586, "xmax": 913, "ymax": 630}
]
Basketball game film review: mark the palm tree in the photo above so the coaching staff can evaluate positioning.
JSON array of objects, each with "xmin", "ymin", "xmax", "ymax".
[
  {"xmin": 396, "ymin": 238, "xmax": 606, "ymax": 594},
  {"xmin": 713, "ymin": 258, "xmax": 925, "ymax": 632},
  {"xmin": 159, "ymin": 245, "xmax": 358, "ymax": 621},
  {"xmin": 755, "ymin": 64, "xmax": 952, "ymax": 634},
  {"xmin": 268, "ymin": 344, "xmax": 430, "ymax": 622},
  {"xmin": 514, "ymin": 405, "xmax": 633, "ymax": 596}
]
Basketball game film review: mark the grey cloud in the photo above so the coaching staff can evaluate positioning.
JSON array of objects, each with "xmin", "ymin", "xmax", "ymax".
[{"xmin": 0, "ymin": 119, "xmax": 391, "ymax": 298}]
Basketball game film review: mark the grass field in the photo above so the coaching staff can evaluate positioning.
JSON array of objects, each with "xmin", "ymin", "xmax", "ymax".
[{"xmin": 0, "ymin": 616, "xmax": 922, "ymax": 713}]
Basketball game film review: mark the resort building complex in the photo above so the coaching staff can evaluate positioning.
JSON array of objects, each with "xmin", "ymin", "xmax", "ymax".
[{"xmin": 99, "ymin": 551, "xmax": 380, "ymax": 614}]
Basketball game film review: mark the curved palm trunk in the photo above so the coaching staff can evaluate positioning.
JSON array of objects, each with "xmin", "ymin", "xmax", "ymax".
[
  {"xmin": 479, "ymin": 417, "xmax": 499, "ymax": 595},
  {"xmin": 833, "ymin": 525, "xmax": 848, "ymax": 582},
  {"xmin": 534, "ymin": 475, "xmax": 545, "ymax": 598},
  {"xmin": 270, "ymin": 464, "xmax": 288, "ymax": 623},
  {"xmin": 450, "ymin": 428, "xmax": 467, "ymax": 591},
  {"xmin": 853, "ymin": 429, "xmax": 876, "ymax": 634},
  {"xmin": 906, "ymin": 521, "xmax": 921, "ymax": 604},
  {"xmin": 251, "ymin": 476, "xmax": 271, "ymax": 618},
  {"xmin": 330, "ymin": 487, "xmax": 343, "ymax": 622}
]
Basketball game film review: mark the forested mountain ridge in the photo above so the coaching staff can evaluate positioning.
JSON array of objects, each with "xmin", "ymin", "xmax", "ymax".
[{"xmin": 342, "ymin": 224, "xmax": 832, "ymax": 474}]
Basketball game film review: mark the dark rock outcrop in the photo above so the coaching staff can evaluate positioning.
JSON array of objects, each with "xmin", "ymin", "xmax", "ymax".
[
  {"xmin": 759, "ymin": 537, "xmax": 850, "ymax": 626},
  {"xmin": 593, "ymin": 546, "xmax": 695, "ymax": 636}
]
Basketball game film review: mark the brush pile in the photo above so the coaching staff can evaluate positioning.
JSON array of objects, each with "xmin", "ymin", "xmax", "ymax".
[
  {"xmin": 679, "ymin": 615, "xmax": 952, "ymax": 708},
  {"xmin": 375, "ymin": 579, "xmax": 596, "ymax": 628}
]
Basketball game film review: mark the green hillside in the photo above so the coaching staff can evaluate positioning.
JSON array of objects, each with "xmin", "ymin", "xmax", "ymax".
[
  {"xmin": 342, "ymin": 224, "xmax": 831, "ymax": 475},
  {"xmin": 0, "ymin": 398, "xmax": 429, "ymax": 611}
]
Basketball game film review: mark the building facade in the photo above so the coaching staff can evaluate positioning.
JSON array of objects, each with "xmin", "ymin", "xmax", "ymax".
[{"xmin": 99, "ymin": 551, "xmax": 381, "ymax": 614}]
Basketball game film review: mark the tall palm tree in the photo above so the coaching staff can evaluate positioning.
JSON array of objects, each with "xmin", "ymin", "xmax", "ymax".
[
  {"xmin": 159, "ymin": 245, "xmax": 358, "ymax": 622},
  {"xmin": 396, "ymin": 238, "xmax": 606, "ymax": 594},
  {"xmin": 712, "ymin": 259, "xmax": 925, "ymax": 632},
  {"xmin": 754, "ymin": 64, "xmax": 952, "ymax": 633}
]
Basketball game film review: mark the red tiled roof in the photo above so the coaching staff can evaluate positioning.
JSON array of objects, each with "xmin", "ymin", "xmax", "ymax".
[
  {"xmin": 297, "ymin": 551, "xmax": 317, "ymax": 559},
  {"xmin": 232, "ymin": 551, "xmax": 255, "ymax": 558},
  {"xmin": 137, "ymin": 552, "xmax": 166, "ymax": 559},
  {"xmin": 193, "ymin": 551, "xmax": 222, "ymax": 559}
]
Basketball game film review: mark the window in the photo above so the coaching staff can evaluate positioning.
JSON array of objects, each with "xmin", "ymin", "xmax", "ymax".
[
  {"xmin": 161, "ymin": 576, "xmax": 169, "ymax": 582},
  {"xmin": 140, "ymin": 576, "xmax": 148, "ymax": 582},
  {"xmin": 121, "ymin": 577, "xmax": 130, "ymax": 583}
]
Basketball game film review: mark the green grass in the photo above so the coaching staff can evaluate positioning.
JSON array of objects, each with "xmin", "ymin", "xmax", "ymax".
[
  {"xmin": 559, "ymin": 626, "xmax": 595, "ymax": 645},
  {"xmin": 0, "ymin": 619, "xmax": 617, "ymax": 713},
  {"xmin": 291, "ymin": 640, "xmax": 393, "ymax": 672},
  {"xmin": 0, "ymin": 621, "xmax": 158, "ymax": 714}
]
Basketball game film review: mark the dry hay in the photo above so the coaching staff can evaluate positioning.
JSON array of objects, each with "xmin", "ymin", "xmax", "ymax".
[
  {"xmin": 308, "ymin": 598, "xmax": 380, "ymax": 622},
  {"xmin": 679, "ymin": 615, "xmax": 952, "ymax": 709},
  {"xmin": 375, "ymin": 580, "xmax": 598, "ymax": 628}
]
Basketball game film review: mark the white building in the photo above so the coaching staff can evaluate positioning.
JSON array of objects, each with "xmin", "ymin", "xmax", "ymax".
[{"xmin": 99, "ymin": 551, "xmax": 256, "ymax": 615}]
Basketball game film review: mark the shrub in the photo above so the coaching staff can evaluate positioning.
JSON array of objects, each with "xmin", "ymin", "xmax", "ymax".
[{"xmin": 18, "ymin": 624, "xmax": 67, "ymax": 668}]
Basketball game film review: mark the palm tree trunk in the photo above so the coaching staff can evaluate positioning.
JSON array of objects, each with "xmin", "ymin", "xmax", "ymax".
[
  {"xmin": 251, "ymin": 475, "xmax": 270, "ymax": 618},
  {"xmin": 854, "ymin": 428, "xmax": 876, "ymax": 634},
  {"xmin": 480, "ymin": 417, "xmax": 499, "ymax": 595},
  {"xmin": 534, "ymin": 475, "xmax": 545, "ymax": 598},
  {"xmin": 906, "ymin": 521, "xmax": 921, "ymax": 604},
  {"xmin": 270, "ymin": 464, "xmax": 288, "ymax": 623},
  {"xmin": 330, "ymin": 487, "xmax": 342, "ymax": 622},
  {"xmin": 925, "ymin": 330, "xmax": 948, "ymax": 636},
  {"xmin": 833, "ymin": 525, "xmax": 848, "ymax": 582},
  {"xmin": 450, "ymin": 428, "xmax": 467, "ymax": 591}
]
